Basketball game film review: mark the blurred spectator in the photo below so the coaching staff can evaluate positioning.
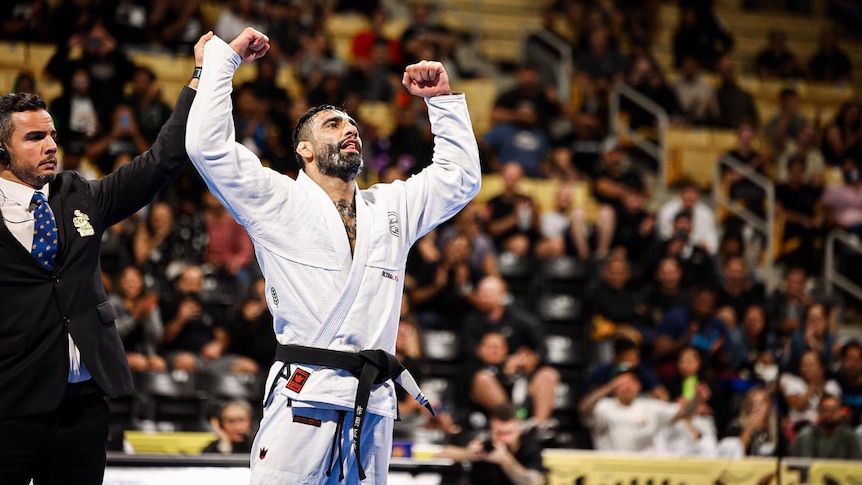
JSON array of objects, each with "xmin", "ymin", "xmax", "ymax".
[
  {"xmin": 657, "ymin": 181, "xmax": 718, "ymax": 254},
  {"xmin": 765, "ymin": 267, "xmax": 813, "ymax": 344},
  {"xmin": 133, "ymin": 202, "xmax": 184, "ymax": 295},
  {"xmin": 614, "ymin": 0, "xmax": 659, "ymax": 40},
  {"xmin": 641, "ymin": 257, "xmax": 690, "ymax": 329},
  {"xmin": 835, "ymin": 340, "xmax": 862, "ymax": 427},
  {"xmin": 232, "ymin": 83, "xmax": 279, "ymax": 162},
  {"xmin": 775, "ymin": 124, "xmax": 825, "ymax": 186},
  {"xmin": 765, "ymin": 88, "xmax": 809, "ymax": 152},
  {"xmin": 658, "ymin": 347, "xmax": 718, "ymax": 456},
  {"xmin": 0, "ymin": 0, "xmax": 49, "ymax": 41},
  {"xmin": 787, "ymin": 303, "xmax": 838, "ymax": 372},
  {"xmin": 573, "ymin": 26, "xmax": 628, "ymax": 83},
  {"xmin": 408, "ymin": 231, "xmax": 483, "ymax": 330},
  {"xmin": 350, "ymin": 8, "xmax": 402, "ymax": 66},
  {"xmin": 585, "ymin": 336, "xmax": 669, "ymax": 401},
  {"xmin": 775, "ymin": 158, "xmax": 825, "ymax": 273},
  {"xmin": 821, "ymin": 100, "xmax": 862, "ymax": 167},
  {"xmin": 672, "ymin": 5, "xmax": 733, "ymax": 71},
  {"xmin": 149, "ymin": 0, "xmax": 205, "ymax": 54},
  {"xmin": 438, "ymin": 202, "xmax": 499, "ymax": 277},
  {"xmin": 49, "ymin": 67, "xmax": 100, "ymax": 161},
  {"xmin": 553, "ymin": 110, "xmax": 605, "ymax": 179},
  {"xmin": 589, "ymin": 258, "xmax": 648, "ymax": 353},
  {"xmin": 754, "ymin": 30, "xmax": 804, "ymax": 80},
  {"xmin": 807, "ymin": 29, "xmax": 853, "ymax": 83},
  {"xmin": 202, "ymin": 190, "xmax": 255, "ymax": 291},
  {"xmin": 345, "ymin": 38, "xmax": 400, "ymax": 103},
  {"xmin": 437, "ymin": 403, "xmax": 546, "ymax": 485},
  {"xmin": 821, "ymin": 157, "xmax": 862, "ymax": 233},
  {"xmin": 213, "ymin": 0, "xmax": 267, "ymax": 42},
  {"xmin": 225, "ymin": 277, "xmax": 275, "ymax": 374},
  {"xmin": 491, "ymin": 64, "xmax": 563, "ymax": 137},
  {"xmin": 160, "ymin": 264, "xmax": 256, "ymax": 375},
  {"xmin": 826, "ymin": 0, "xmax": 862, "ymax": 39},
  {"xmin": 104, "ymin": 0, "xmax": 150, "ymax": 47},
  {"xmin": 727, "ymin": 304, "xmax": 776, "ymax": 376},
  {"xmin": 791, "ymin": 394, "xmax": 862, "ymax": 459},
  {"xmin": 46, "ymin": 21, "xmax": 135, "ymax": 123},
  {"xmin": 717, "ymin": 256, "xmax": 765, "ymax": 325},
  {"xmin": 266, "ymin": 0, "xmax": 306, "ymax": 62},
  {"xmin": 202, "ymin": 400, "xmax": 254, "ymax": 454},
  {"xmin": 715, "ymin": 57, "xmax": 760, "ymax": 129},
  {"xmin": 610, "ymin": 181, "xmax": 655, "ymax": 265},
  {"xmin": 535, "ymin": 184, "xmax": 576, "ymax": 260},
  {"xmin": 399, "ymin": 2, "xmax": 454, "ymax": 66},
  {"xmin": 109, "ymin": 265, "xmax": 167, "ymax": 373},
  {"xmin": 124, "ymin": 66, "xmax": 173, "ymax": 146},
  {"xmin": 780, "ymin": 350, "xmax": 842, "ymax": 430},
  {"xmin": 721, "ymin": 388, "xmax": 780, "ymax": 457},
  {"xmin": 11, "ymin": 70, "xmax": 39, "ymax": 95},
  {"xmin": 721, "ymin": 121, "xmax": 769, "ymax": 218},
  {"xmin": 461, "ymin": 276, "xmax": 560, "ymax": 427},
  {"xmin": 654, "ymin": 286, "xmax": 728, "ymax": 383},
  {"xmin": 100, "ymin": 211, "xmax": 138, "ymax": 278},
  {"xmin": 673, "ymin": 55, "xmax": 719, "ymax": 126},
  {"xmin": 86, "ymin": 103, "xmax": 150, "ymax": 175},
  {"xmin": 579, "ymin": 369, "xmax": 710, "ymax": 453},
  {"xmin": 645, "ymin": 210, "xmax": 718, "ymax": 287},
  {"xmin": 623, "ymin": 55, "xmax": 680, "ymax": 130},
  {"xmin": 482, "ymin": 101, "xmax": 551, "ymax": 177},
  {"xmin": 485, "ymin": 163, "xmax": 541, "ymax": 257},
  {"xmin": 48, "ymin": 0, "xmax": 106, "ymax": 47}
]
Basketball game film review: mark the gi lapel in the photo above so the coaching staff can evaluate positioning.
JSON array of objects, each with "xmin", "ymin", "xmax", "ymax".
[{"xmin": 312, "ymin": 184, "xmax": 371, "ymax": 347}]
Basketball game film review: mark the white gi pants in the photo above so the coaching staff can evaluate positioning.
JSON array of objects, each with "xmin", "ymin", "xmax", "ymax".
[{"xmin": 249, "ymin": 389, "xmax": 393, "ymax": 484}]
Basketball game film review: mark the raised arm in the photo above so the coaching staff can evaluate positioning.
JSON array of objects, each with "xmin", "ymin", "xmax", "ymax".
[{"xmin": 185, "ymin": 28, "xmax": 282, "ymax": 228}]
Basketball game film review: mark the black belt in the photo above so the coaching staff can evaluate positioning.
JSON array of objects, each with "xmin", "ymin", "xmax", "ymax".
[{"xmin": 273, "ymin": 344, "xmax": 435, "ymax": 481}]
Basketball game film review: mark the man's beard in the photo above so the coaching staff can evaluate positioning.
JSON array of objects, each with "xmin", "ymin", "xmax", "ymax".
[
  {"xmin": 10, "ymin": 159, "xmax": 55, "ymax": 187},
  {"xmin": 316, "ymin": 141, "xmax": 363, "ymax": 182}
]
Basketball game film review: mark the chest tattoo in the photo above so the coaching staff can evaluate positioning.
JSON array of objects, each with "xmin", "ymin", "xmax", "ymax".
[{"xmin": 334, "ymin": 199, "xmax": 357, "ymax": 254}]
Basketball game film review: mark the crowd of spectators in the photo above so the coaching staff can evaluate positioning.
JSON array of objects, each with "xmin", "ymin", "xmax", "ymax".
[{"xmin": 2, "ymin": 0, "xmax": 862, "ymax": 462}]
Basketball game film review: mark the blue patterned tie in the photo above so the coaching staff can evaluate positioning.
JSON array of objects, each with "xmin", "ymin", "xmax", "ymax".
[{"xmin": 31, "ymin": 191, "xmax": 58, "ymax": 270}]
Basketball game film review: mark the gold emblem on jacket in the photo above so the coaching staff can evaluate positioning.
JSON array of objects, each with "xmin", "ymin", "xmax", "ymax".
[{"xmin": 72, "ymin": 210, "xmax": 94, "ymax": 237}]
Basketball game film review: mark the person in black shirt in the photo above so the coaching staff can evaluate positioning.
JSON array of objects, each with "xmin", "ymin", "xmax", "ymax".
[
  {"xmin": 808, "ymin": 30, "xmax": 853, "ymax": 83},
  {"xmin": 438, "ymin": 403, "xmax": 545, "ymax": 485},
  {"xmin": 775, "ymin": 156, "xmax": 824, "ymax": 272},
  {"xmin": 485, "ymin": 162, "xmax": 540, "ymax": 257},
  {"xmin": 754, "ymin": 30, "xmax": 804, "ymax": 80}
]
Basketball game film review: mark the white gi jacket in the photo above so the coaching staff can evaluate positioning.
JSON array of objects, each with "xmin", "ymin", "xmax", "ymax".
[{"xmin": 186, "ymin": 37, "xmax": 481, "ymax": 419}]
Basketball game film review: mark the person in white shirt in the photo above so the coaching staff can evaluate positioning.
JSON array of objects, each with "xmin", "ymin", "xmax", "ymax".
[
  {"xmin": 780, "ymin": 349, "xmax": 842, "ymax": 428},
  {"xmin": 578, "ymin": 369, "xmax": 710, "ymax": 453},
  {"xmin": 185, "ymin": 28, "xmax": 481, "ymax": 484},
  {"xmin": 657, "ymin": 181, "xmax": 718, "ymax": 254}
]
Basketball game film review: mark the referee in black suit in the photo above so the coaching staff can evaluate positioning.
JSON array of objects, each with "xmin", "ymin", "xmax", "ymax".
[{"xmin": 0, "ymin": 32, "xmax": 211, "ymax": 485}]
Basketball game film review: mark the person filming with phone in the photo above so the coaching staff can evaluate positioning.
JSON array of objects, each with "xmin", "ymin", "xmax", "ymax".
[{"xmin": 437, "ymin": 403, "xmax": 546, "ymax": 485}]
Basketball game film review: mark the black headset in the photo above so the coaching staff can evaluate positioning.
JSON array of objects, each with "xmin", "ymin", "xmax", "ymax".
[{"xmin": 0, "ymin": 144, "xmax": 8, "ymax": 165}]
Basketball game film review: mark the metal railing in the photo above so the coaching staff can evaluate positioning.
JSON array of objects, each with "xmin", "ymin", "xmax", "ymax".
[
  {"xmin": 824, "ymin": 229, "xmax": 862, "ymax": 303},
  {"xmin": 522, "ymin": 28, "xmax": 573, "ymax": 104},
  {"xmin": 712, "ymin": 155, "xmax": 776, "ymax": 288},
  {"xmin": 608, "ymin": 84, "xmax": 669, "ymax": 197}
]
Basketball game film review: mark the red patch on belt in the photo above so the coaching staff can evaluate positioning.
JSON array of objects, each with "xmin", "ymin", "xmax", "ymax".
[
  {"xmin": 286, "ymin": 368, "xmax": 310, "ymax": 393},
  {"xmin": 293, "ymin": 415, "xmax": 322, "ymax": 427}
]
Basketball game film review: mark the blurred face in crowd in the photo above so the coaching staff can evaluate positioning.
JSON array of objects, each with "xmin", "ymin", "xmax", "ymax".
[
  {"xmin": 679, "ymin": 186, "xmax": 699, "ymax": 210},
  {"xmin": 445, "ymin": 234, "xmax": 472, "ymax": 264},
  {"xmin": 742, "ymin": 305, "xmax": 766, "ymax": 338},
  {"xmin": 677, "ymin": 347, "xmax": 701, "ymax": 378},
  {"xmin": 489, "ymin": 417, "xmax": 522, "ymax": 452},
  {"xmin": 841, "ymin": 345, "xmax": 862, "ymax": 377},
  {"xmin": 119, "ymin": 266, "xmax": 146, "ymax": 299},
  {"xmin": 691, "ymin": 289, "xmax": 716, "ymax": 321},
  {"xmin": 785, "ymin": 268, "xmax": 807, "ymax": 296},
  {"xmin": 221, "ymin": 402, "xmax": 252, "ymax": 443},
  {"xmin": 799, "ymin": 351, "xmax": 824, "ymax": 384},
  {"xmin": 656, "ymin": 258, "xmax": 682, "ymax": 288},
  {"xmin": 475, "ymin": 276, "xmax": 507, "ymax": 313},
  {"xmin": 614, "ymin": 372, "xmax": 641, "ymax": 405},
  {"xmin": 603, "ymin": 259, "xmax": 629, "ymax": 290},
  {"xmin": 817, "ymin": 396, "xmax": 844, "ymax": 431},
  {"xmin": 723, "ymin": 257, "xmax": 749, "ymax": 288},
  {"xmin": 477, "ymin": 332, "xmax": 508, "ymax": 366},
  {"xmin": 805, "ymin": 304, "xmax": 828, "ymax": 338},
  {"xmin": 176, "ymin": 266, "xmax": 204, "ymax": 295},
  {"xmin": 501, "ymin": 162, "xmax": 523, "ymax": 191}
]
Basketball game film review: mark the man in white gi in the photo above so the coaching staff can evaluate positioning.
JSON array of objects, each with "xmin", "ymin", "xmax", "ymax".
[{"xmin": 186, "ymin": 28, "xmax": 481, "ymax": 484}]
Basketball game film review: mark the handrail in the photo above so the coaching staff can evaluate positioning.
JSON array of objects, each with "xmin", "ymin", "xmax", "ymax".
[
  {"xmin": 824, "ymin": 229, "xmax": 862, "ymax": 302},
  {"xmin": 609, "ymin": 84, "xmax": 669, "ymax": 197},
  {"xmin": 712, "ymin": 154, "xmax": 776, "ymax": 289},
  {"xmin": 523, "ymin": 28, "xmax": 573, "ymax": 103}
]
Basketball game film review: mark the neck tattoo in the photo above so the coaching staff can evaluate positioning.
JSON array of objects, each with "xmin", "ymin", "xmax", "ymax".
[{"xmin": 335, "ymin": 198, "xmax": 357, "ymax": 254}]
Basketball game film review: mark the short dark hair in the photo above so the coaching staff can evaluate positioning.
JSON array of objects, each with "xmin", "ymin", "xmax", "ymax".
[
  {"xmin": 293, "ymin": 104, "xmax": 344, "ymax": 166},
  {"xmin": 673, "ymin": 209, "xmax": 693, "ymax": 223},
  {"xmin": 840, "ymin": 340, "xmax": 862, "ymax": 359},
  {"xmin": 0, "ymin": 92, "xmax": 48, "ymax": 144},
  {"xmin": 613, "ymin": 336, "xmax": 638, "ymax": 356},
  {"xmin": 488, "ymin": 403, "xmax": 518, "ymax": 422}
]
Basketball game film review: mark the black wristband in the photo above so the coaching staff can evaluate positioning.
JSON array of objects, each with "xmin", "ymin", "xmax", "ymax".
[{"xmin": 192, "ymin": 66, "xmax": 202, "ymax": 79}]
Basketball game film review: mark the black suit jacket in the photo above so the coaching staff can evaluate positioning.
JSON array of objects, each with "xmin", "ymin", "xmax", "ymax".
[{"xmin": 0, "ymin": 87, "xmax": 195, "ymax": 419}]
